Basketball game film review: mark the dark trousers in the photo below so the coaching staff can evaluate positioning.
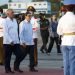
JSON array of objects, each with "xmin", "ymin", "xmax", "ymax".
[
  {"xmin": 20, "ymin": 45, "xmax": 35, "ymax": 68},
  {"xmin": 48, "ymin": 37, "xmax": 61, "ymax": 53},
  {"xmin": 3, "ymin": 44, "xmax": 23, "ymax": 71},
  {"xmin": 40, "ymin": 30, "xmax": 49, "ymax": 51},
  {"xmin": 34, "ymin": 38, "xmax": 38, "ymax": 66}
]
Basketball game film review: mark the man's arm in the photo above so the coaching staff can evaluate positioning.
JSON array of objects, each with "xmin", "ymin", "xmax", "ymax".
[
  {"xmin": 19, "ymin": 21, "xmax": 26, "ymax": 48},
  {"xmin": 3, "ymin": 19, "xmax": 13, "ymax": 44},
  {"xmin": 57, "ymin": 20, "xmax": 63, "ymax": 36}
]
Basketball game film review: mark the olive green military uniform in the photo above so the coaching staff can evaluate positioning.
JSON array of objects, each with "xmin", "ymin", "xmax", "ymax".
[{"xmin": 39, "ymin": 16, "xmax": 49, "ymax": 53}]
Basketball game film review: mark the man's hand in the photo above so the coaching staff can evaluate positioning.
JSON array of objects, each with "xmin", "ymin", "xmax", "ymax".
[
  {"xmin": 21, "ymin": 43, "xmax": 26, "ymax": 48},
  {"xmin": 10, "ymin": 42, "xmax": 14, "ymax": 46}
]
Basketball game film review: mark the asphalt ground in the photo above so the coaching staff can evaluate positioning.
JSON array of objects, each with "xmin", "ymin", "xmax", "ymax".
[{"xmin": 0, "ymin": 31, "xmax": 64, "ymax": 75}]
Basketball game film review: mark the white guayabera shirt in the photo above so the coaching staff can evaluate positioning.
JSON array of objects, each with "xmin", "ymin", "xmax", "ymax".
[
  {"xmin": 57, "ymin": 12, "xmax": 75, "ymax": 46},
  {"xmin": 3, "ymin": 17, "xmax": 19, "ymax": 44}
]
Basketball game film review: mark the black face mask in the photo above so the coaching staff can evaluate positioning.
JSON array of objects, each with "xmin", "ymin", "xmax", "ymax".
[{"xmin": 39, "ymin": 16, "xmax": 44, "ymax": 20}]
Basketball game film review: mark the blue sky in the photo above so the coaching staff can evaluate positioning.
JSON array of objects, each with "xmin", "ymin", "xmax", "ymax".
[{"xmin": 0, "ymin": 0, "xmax": 32, "ymax": 5}]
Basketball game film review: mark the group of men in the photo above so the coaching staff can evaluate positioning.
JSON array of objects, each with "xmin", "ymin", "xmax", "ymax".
[
  {"xmin": 0, "ymin": 5, "xmax": 62, "ymax": 74},
  {"xmin": 1, "ymin": 1, "xmax": 75, "ymax": 75},
  {"xmin": 0, "ymin": 6, "xmax": 39, "ymax": 74}
]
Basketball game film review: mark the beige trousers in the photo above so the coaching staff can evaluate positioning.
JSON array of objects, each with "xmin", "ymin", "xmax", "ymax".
[{"xmin": 0, "ymin": 37, "xmax": 4, "ymax": 63}]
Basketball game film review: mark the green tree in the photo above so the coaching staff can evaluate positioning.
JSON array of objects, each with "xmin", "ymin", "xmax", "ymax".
[{"xmin": 0, "ymin": 4, "xmax": 8, "ymax": 9}]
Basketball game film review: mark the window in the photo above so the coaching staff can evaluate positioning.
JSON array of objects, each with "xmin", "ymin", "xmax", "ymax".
[
  {"xmin": 39, "ymin": 4, "xmax": 41, "ymax": 5},
  {"xmin": 9, "ymin": 4, "xmax": 11, "ymax": 6},
  {"xmin": 38, "ymin": 11, "xmax": 41, "ymax": 13},
  {"xmin": 44, "ymin": 4, "xmax": 46, "ymax": 5},
  {"xmin": 14, "ymin": 4, "xmax": 16, "ymax": 6},
  {"xmin": 18, "ymin": 4, "xmax": 21, "ymax": 8},
  {"xmin": 34, "ymin": 4, "xmax": 36, "ymax": 6}
]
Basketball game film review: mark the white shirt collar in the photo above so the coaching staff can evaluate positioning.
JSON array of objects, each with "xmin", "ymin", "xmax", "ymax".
[
  {"xmin": 24, "ymin": 19, "xmax": 30, "ymax": 23},
  {"xmin": 7, "ymin": 17, "xmax": 14, "ymax": 21}
]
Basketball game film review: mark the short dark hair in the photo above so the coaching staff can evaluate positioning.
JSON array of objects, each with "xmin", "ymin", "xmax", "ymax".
[{"xmin": 25, "ymin": 12, "xmax": 31, "ymax": 16}]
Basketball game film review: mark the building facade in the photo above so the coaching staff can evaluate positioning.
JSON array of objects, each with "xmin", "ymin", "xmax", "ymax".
[{"xmin": 8, "ymin": 1, "xmax": 51, "ymax": 14}]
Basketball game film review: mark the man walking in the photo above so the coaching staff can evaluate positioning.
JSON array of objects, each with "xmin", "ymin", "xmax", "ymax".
[
  {"xmin": 27, "ymin": 6, "xmax": 39, "ymax": 66},
  {"xmin": 39, "ymin": 13, "xmax": 49, "ymax": 53},
  {"xmin": 3, "ymin": 9, "xmax": 23, "ymax": 73},
  {"xmin": 19, "ymin": 12, "xmax": 38, "ymax": 72}
]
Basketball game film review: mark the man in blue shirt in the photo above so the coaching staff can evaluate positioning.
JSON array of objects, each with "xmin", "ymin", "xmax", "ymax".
[{"xmin": 19, "ymin": 12, "xmax": 38, "ymax": 72}]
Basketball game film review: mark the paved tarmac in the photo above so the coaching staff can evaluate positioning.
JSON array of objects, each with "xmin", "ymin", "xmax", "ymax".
[
  {"xmin": 0, "ymin": 31, "xmax": 64, "ymax": 75},
  {"xmin": 0, "ymin": 49, "xmax": 64, "ymax": 75}
]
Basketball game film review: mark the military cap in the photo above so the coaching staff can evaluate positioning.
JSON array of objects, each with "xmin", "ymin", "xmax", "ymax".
[{"xmin": 27, "ymin": 6, "xmax": 36, "ymax": 12}]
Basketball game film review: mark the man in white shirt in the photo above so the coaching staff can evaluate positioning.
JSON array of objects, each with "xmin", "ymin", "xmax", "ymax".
[
  {"xmin": 57, "ymin": 5, "xmax": 75, "ymax": 75},
  {"xmin": 0, "ymin": 8, "xmax": 4, "ymax": 65},
  {"xmin": 19, "ymin": 12, "xmax": 38, "ymax": 72},
  {"xmin": 3, "ymin": 9, "xmax": 23, "ymax": 73}
]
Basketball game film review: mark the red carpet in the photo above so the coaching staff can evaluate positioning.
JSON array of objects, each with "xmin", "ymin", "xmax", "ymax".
[{"xmin": 0, "ymin": 67, "xmax": 63, "ymax": 75}]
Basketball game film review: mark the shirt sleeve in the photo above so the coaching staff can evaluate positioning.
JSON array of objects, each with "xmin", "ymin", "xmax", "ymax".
[
  {"xmin": 57, "ymin": 19, "xmax": 63, "ymax": 35},
  {"xmin": 19, "ymin": 21, "xmax": 25, "ymax": 45}
]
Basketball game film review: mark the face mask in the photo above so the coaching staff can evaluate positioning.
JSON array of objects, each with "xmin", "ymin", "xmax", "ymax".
[{"xmin": 61, "ymin": 12, "xmax": 65, "ymax": 16}]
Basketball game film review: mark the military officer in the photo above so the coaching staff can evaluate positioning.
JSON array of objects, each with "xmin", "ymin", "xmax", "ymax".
[{"xmin": 57, "ymin": 0, "xmax": 75, "ymax": 74}]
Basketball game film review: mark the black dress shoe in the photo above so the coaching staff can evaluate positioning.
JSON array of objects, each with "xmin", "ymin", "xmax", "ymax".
[
  {"xmin": 34, "ymin": 62, "xmax": 38, "ymax": 67},
  {"xmin": 40, "ymin": 49, "xmax": 44, "ymax": 53},
  {"xmin": 0, "ymin": 63, "xmax": 4, "ymax": 65},
  {"xmin": 5, "ymin": 70, "xmax": 14, "ymax": 73},
  {"xmin": 14, "ymin": 69, "xmax": 23, "ymax": 73},
  {"xmin": 30, "ymin": 68, "xmax": 38, "ymax": 72}
]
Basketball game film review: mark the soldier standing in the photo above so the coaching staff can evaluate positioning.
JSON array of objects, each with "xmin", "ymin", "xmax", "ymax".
[{"xmin": 57, "ymin": 2, "xmax": 75, "ymax": 75}]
